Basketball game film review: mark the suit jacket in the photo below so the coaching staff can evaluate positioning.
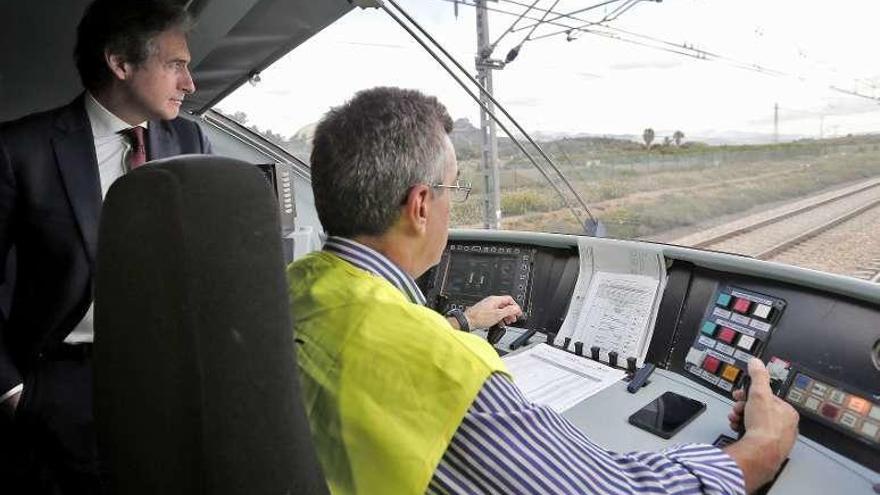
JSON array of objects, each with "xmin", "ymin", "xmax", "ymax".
[{"xmin": 0, "ymin": 95, "xmax": 212, "ymax": 393}]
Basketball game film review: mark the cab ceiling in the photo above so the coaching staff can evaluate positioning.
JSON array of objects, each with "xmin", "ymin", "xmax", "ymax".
[{"xmin": 0, "ymin": 0, "xmax": 352, "ymax": 122}]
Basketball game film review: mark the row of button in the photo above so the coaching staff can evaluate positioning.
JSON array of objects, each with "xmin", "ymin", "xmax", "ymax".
[
  {"xmin": 452, "ymin": 245, "xmax": 522, "ymax": 255},
  {"xmin": 686, "ymin": 348, "xmax": 741, "ymax": 391},
  {"xmin": 791, "ymin": 374, "xmax": 880, "ymax": 418},
  {"xmin": 716, "ymin": 293, "xmax": 773, "ymax": 320},
  {"xmin": 787, "ymin": 373, "xmax": 880, "ymax": 444},
  {"xmin": 701, "ymin": 322, "xmax": 756, "ymax": 352},
  {"xmin": 279, "ymin": 172, "xmax": 294, "ymax": 214}
]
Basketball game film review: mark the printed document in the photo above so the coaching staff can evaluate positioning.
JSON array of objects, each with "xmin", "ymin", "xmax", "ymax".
[
  {"xmin": 556, "ymin": 240, "xmax": 666, "ymax": 366},
  {"xmin": 503, "ymin": 343, "xmax": 626, "ymax": 412}
]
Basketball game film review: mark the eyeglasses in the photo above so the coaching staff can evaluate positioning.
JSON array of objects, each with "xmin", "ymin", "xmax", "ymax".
[{"xmin": 432, "ymin": 179, "xmax": 472, "ymax": 203}]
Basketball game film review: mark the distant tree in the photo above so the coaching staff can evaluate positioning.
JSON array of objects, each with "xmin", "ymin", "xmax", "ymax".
[
  {"xmin": 230, "ymin": 111, "xmax": 248, "ymax": 124},
  {"xmin": 663, "ymin": 136, "xmax": 672, "ymax": 147},
  {"xmin": 642, "ymin": 128, "xmax": 655, "ymax": 149},
  {"xmin": 250, "ymin": 125, "xmax": 285, "ymax": 144},
  {"xmin": 673, "ymin": 130, "xmax": 685, "ymax": 146}
]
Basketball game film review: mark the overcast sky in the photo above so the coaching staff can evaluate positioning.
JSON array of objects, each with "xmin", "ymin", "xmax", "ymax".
[{"xmin": 216, "ymin": 0, "xmax": 880, "ymax": 142}]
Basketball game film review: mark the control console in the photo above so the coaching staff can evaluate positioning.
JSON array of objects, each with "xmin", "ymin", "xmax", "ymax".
[{"xmin": 422, "ymin": 243, "xmax": 536, "ymax": 324}]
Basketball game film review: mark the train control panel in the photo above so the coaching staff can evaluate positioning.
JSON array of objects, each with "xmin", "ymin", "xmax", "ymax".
[
  {"xmin": 419, "ymin": 241, "xmax": 578, "ymax": 335},
  {"xmin": 420, "ymin": 231, "xmax": 880, "ymax": 493}
]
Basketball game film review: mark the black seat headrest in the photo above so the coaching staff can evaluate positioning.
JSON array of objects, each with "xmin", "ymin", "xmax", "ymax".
[{"xmin": 94, "ymin": 155, "xmax": 326, "ymax": 495}]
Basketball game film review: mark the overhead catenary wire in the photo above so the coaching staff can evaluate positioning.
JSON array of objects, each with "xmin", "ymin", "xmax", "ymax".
[
  {"xmin": 488, "ymin": 0, "xmax": 542, "ymax": 52},
  {"xmin": 380, "ymin": 0, "xmax": 599, "ymax": 230},
  {"xmin": 518, "ymin": 0, "xmax": 562, "ymax": 45},
  {"xmin": 507, "ymin": 0, "xmax": 625, "ymax": 32},
  {"xmin": 437, "ymin": 0, "xmax": 880, "ymax": 103},
  {"xmin": 433, "ymin": 0, "xmax": 582, "ymax": 32}
]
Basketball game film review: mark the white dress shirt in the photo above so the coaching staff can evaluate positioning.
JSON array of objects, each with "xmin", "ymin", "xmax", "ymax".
[{"xmin": 64, "ymin": 93, "xmax": 147, "ymax": 344}]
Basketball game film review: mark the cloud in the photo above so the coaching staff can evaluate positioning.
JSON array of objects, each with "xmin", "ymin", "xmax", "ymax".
[
  {"xmin": 266, "ymin": 89, "xmax": 294, "ymax": 97},
  {"xmin": 748, "ymin": 95, "xmax": 880, "ymax": 125},
  {"xmin": 610, "ymin": 61, "xmax": 682, "ymax": 71}
]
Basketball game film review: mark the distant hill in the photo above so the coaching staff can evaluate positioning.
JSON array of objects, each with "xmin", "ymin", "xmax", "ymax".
[{"xmin": 236, "ymin": 110, "xmax": 880, "ymax": 165}]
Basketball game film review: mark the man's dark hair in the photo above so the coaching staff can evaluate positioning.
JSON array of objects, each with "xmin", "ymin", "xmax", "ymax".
[
  {"xmin": 74, "ymin": 0, "xmax": 192, "ymax": 91},
  {"xmin": 310, "ymin": 87, "xmax": 455, "ymax": 238}
]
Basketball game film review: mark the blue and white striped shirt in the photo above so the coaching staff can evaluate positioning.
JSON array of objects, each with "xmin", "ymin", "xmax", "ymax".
[{"xmin": 323, "ymin": 237, "xmax": 745, "ymax": 495}]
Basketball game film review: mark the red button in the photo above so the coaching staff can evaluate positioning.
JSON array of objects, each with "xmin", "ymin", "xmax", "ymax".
[
  {"xmin": 820, "ymin": 403, "xmax": 840, "ymax": 420},
  {"xmin": 732, "ymin": 298, "xmax": 751, "ymax": 314},
  {"xmin": 717, "ymin": 327, "xmax": 737, "ymax": 344},
  {"xmin": 702, "ymin": 355, "xmax": 721, "ymax": 374}
]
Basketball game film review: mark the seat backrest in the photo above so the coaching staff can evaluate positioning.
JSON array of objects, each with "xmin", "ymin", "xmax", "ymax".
[{"xmin": 94, "ymin": 155, "xmax": 327, "ymax": 495}]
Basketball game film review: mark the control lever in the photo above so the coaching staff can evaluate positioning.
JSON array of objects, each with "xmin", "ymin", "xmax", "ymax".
[
  {"xmin": 509, "ymin": 328, "xmax": 537, "ymax": 350},
  {"xmin": 487, "ymin": 323, "xmax": 507, "ymax": 346},
  {"xmin": 737, "ymin": 375, "xmax": 751, "ymax": 439},
  {"xmin": 627, "ymin": 363, "xmax": 656, "ymax": 393}
]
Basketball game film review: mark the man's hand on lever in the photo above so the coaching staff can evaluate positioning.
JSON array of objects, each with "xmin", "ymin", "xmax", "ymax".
[
  {"xmin": 465, "ymin": 295, "xmax": 522, "ymax": 329},
  {"xmin": 447, "ymin": 295, "xmax": 522, "ymax": 331},
  {"xmin": 723, "ymin": 358, "xmax": 799, "ymax": 494}
]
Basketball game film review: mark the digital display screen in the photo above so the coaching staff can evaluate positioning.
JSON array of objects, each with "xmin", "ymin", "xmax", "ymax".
[{"xmin": 437, "ymin": 244, "xmax": 533, "ymax": 320}]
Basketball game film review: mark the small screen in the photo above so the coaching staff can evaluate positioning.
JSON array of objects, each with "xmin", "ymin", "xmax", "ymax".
[{"xmin": 629, "ymin": 391, "xmax": 706, "ymax": 439}]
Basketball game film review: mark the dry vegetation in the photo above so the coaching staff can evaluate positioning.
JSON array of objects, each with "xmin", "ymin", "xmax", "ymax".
[{"xmin": 452, "ymin": 137, "xmax": 880, "ymax": 240}]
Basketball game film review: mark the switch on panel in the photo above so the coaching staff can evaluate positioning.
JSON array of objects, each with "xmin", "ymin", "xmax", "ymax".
[{"xmin": 732, "ymin": 297, "xmax": 751, "ymax": 314}]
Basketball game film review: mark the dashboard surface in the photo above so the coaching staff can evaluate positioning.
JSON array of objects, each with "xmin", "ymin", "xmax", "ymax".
[{"xmin": 419, "ymin": 232, "xmax": 880, "ymax": 492}]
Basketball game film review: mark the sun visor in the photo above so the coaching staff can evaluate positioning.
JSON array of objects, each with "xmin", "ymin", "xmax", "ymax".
[{"xmin": 185, "ymin": 0, "xmax": 353, "ymax": 115}]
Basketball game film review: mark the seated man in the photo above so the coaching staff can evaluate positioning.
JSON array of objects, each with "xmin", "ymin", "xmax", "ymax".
[{"xmin": 288, "ymin": 87, "xmax": 798, "ymax": 495}]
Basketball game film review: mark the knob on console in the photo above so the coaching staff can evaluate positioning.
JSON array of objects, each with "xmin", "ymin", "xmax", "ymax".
[{"xmin": 608, "ymin": 351, "xmax": 618, "ymax": 368}]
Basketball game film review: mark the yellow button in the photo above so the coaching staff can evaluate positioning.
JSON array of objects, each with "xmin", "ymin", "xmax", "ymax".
[
  {"xmin": 721, "ymin": 364, "xmax": 741, "ymax": 383},
  {"xmin": 847, "ymin": 396, "xmax": 871, "ymax": 415}
]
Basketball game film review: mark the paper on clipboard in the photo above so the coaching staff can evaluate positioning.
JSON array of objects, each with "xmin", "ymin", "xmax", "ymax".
[{"xmin": 556, "ymin": 241, "xmax": 666, "ymax": 366}]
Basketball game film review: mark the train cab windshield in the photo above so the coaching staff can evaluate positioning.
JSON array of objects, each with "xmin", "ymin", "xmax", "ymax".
[{"xmin": 217, "ymin": 0, "xmax": 880, "ymax": 282}]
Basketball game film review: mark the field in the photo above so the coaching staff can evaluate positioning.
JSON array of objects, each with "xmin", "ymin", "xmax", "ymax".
[{"xmin": 451, "ymin": 135, "xmax": 880, "ymax": 240}]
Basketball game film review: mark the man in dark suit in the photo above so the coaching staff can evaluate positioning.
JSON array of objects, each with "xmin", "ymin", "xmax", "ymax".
[{"xmin": 0, "ymin": 0, "xmax": 211, "ymax": 492}]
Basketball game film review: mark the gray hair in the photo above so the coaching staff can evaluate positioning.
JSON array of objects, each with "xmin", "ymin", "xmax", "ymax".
[{"xmin": 310, "ymin": 87, "xmax": 454, "ymax": 238}]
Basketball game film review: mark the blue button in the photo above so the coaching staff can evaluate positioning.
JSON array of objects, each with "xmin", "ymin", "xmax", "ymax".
[
  {"xmin": 793, "ymin": 374, "xmax": 811, "ymax": 390},
  {"xmin": 716, "ymin": 293, "xmax": 732, "ymax": 307},
  {"xmin": 701, "ymin": 321, "xmax": 717, "ymax": 336}
]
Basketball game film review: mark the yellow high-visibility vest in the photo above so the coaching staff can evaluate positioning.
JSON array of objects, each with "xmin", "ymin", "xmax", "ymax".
[{"xmin": 289, "ymin": 252, "xmax": 507, "ymax": 494}]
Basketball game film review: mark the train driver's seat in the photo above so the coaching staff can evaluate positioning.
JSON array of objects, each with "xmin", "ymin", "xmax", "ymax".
[{"xmin": 92, "ymin": 156, "xmax": 327, "ymax": 495}]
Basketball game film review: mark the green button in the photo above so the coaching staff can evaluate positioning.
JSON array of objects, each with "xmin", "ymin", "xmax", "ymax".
[
  {"xmin": 701, "ymin": 321, "xmax": 717, "ymax": 336},
  {"xmin": 716, "ymin": 293, "xmax": 732, "ymax": 307}
]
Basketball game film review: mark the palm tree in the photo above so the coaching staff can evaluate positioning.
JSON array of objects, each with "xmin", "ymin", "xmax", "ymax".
[
  {"xmin": 642, "ymin": 128, "xmax": 655, "ymax": 149},
  {"xmin": 673, "ymin": 130, "xmax": 685, "ymax": 147}
]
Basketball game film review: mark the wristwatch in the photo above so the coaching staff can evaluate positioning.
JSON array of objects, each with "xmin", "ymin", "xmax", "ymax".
[{"xmin": 445, "ymin": 308, "xmax": 470, "ymax": 332}]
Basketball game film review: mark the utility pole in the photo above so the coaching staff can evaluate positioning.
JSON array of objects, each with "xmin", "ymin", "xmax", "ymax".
[
  {"xmin": 475, "ymin": 0, "xmax": 502, "ymax": 229},
  {"xmin": 773, "ymin": 103, "xmax": 779, "ymax": 143}
]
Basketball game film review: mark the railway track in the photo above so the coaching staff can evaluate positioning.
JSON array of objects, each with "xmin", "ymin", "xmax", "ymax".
[
  {"xmin": 752, "ymin": 198, "xmax": 880, "ymax": 260},
  {"xmin": 673, "ymin": 177, "xmax": 880, "ymax": 281},
  {"xmin": 678, "ymin": 178, "xmax": 880, "ymax": 252}
]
